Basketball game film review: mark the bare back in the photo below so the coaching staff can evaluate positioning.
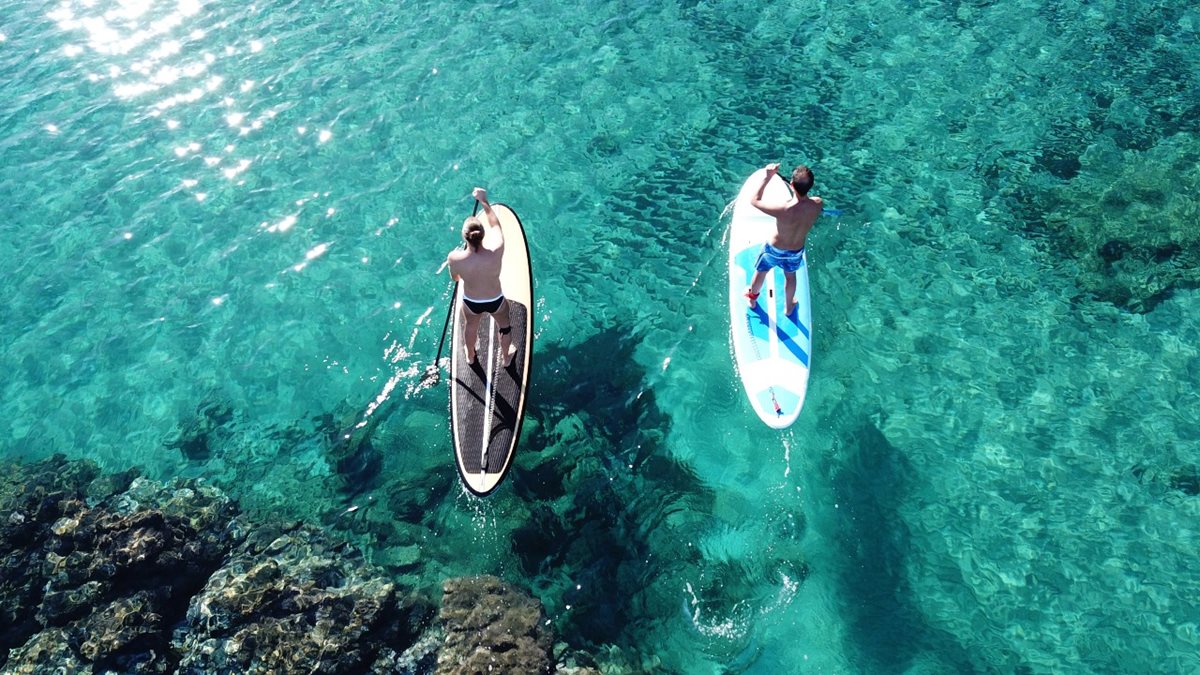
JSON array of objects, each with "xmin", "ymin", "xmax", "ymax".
[
  {"xmin": 760, "ymin": 194, "xmax": 822, "ymax": 251},
  {"xmin": 448, "ymin": 206, "xmax": 505, "ymax": 299},
  {"xmin": 448, "ymin": 242, "xmax": 503, "ymax": 299}
]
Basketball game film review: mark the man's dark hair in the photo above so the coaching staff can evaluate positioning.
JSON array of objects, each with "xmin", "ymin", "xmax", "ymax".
[{"xmin": 791, "ymin": 165, "xmax": 814, "ymax": 196}]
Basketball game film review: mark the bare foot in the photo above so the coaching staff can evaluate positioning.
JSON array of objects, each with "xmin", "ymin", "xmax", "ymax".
[
  {"xmin": 785, "ymin": 302, "xmax": 797, "ymax": 317},
  {"xmin": 463, "ymin": 344, "xmax": 477, "ymax": 365},
  {"xmin": 745, "ymin": 289, "xmax": 759, "ymax": 309},
  {"xmin": 503, "ymin": 343, "xmax": 517, "ymax": 368}
]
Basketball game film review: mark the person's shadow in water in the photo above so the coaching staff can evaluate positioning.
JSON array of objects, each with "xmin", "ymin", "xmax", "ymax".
[{"xmin": 826, "ymin": 418, "xmax": 980, "ymax": 674}]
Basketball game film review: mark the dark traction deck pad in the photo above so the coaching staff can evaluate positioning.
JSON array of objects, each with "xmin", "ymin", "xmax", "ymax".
[{"xmin": 452, "ymin": 299, "xmax": 529, "ymax": 475}]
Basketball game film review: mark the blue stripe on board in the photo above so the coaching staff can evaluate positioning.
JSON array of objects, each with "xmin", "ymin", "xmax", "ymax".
[
  {"xmin": 775, "ymin": 318, "xmax": 810, "ymax": 366},
  {"xmin": 743, "ymin": 296, "xmax": 809, "ymax": 367},
  {"xmin": 737, "ymin": 245, "xmax": 810, "ymax": 367},
  {"xmin": 748, "ymin": 303, "xmax": 771, "ymax": 341},
  {"xmin": 733, "ymin": 246, "xmax": 760, "ymax": 280}
]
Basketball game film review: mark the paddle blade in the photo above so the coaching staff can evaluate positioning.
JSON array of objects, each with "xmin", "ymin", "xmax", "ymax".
[{"xmin": 419, "ymin": 363, "xmax": 442, "ymax": 387}]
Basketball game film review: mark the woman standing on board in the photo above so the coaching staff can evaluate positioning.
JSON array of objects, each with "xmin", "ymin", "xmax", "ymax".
[{"xmin": 446, "ymin": 188, "xmax": 517, "ymax": 366}]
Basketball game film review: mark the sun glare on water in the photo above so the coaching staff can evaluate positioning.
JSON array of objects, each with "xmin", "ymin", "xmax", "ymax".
[{"xmin": 47, "ymin": 0, "xmax": 278, "ymax": 196}]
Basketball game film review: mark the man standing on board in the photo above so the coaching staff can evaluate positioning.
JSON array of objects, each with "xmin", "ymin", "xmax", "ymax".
[
  {"xmin": 745, "ymin": 163, "xmax": 822, "ymax": 317},
  {"xmin": 447, "ymin": 187, "xmax": 517, "ymax": 367}
]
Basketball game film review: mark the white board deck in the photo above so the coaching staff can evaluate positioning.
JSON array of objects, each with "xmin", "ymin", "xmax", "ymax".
[{"xmin": 728, "ymin": 169, "xmax": 813, "ymax": 429}]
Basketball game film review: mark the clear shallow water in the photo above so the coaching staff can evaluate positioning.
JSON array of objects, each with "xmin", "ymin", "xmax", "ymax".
[{"xmin": 3, "ymin": 0, "xmax": 1200, "ymax": 672}]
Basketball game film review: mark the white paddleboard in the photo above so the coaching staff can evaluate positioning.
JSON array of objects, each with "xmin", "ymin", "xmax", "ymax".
[
  {"xmin": 450, "ymin": 204, "xmax": 533, "ymax": 496},
  {"xmin": 728, "ymin": 169, "xmax": 813, "ymax": 429}
]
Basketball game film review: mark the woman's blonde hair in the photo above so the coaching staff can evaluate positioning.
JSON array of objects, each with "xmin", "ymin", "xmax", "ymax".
[{"xmin": 462, "ymin": 217, "xmax": 484, "ymax": 250}]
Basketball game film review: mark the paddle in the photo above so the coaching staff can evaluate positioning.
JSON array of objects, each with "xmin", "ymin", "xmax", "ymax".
[
  {"xmin": 420, "ymin": 199, "xmax": 481, "ymax": 387},
  {"xmin": 419, "ymin": 284, "xmax": 458, "ymax": 387}
]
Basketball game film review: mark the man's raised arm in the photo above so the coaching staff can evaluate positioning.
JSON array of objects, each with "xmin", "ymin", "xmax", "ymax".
[{"xmin": 751, "ymin": 163, "xmax": 787, "ymax": 216}]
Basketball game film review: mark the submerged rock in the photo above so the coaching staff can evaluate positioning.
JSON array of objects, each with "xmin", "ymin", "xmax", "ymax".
[
  {"xmin": 0, "ymin": 455, "xmax": 435, "ymax": 674},
  {"xmin": 1131, "ymin": 462, "xmax": 1200, "ymax": 498},
  {"xmin": 437, "ymin": 575, "xmax": 553, "ymax": 675},
  {"xmin": 175, "ymin": 523, "xmax": 435, "ymax": 674},
  {"xmin": 319, "ymin": 405, "xmax": 385, "ymax": 494},
  {"xmin": 1, "ymin": 455, "xmax": 235, "ymax": 672},
  {"xmin": 1020, "ymin": 133, "xmax": 1200, "ymax": 313},
  {"xmin": 2, "ymin": 627, "xmax": 90, "ymax": 674},
  {"xmin": 164, "ymin": 400, "xmax": 234, "ymax": 461}
]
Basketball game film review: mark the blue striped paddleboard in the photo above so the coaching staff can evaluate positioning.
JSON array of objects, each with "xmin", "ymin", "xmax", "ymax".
[{"xmin": 728, "ymin": 169, "xmax": 813, "ymax": 429}]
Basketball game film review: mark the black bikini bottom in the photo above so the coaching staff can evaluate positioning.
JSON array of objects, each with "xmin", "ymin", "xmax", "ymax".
[{"xmin": 463, "ymin": 294, "xmax": 504, "ymax": 314}]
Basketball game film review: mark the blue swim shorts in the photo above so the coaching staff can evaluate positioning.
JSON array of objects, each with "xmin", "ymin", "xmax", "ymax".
[{"xmin": 754, "ymin": 243, "xmax": 805, "ymax": 273}]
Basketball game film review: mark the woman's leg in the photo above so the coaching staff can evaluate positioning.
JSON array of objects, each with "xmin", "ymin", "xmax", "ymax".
[
  {"xmin": 494, "ymin": 300, "xmax": 517, "ymax": 366},
  {"xmin": 461, "ymin": 304, "xmax": 482, "ymax": 363}
]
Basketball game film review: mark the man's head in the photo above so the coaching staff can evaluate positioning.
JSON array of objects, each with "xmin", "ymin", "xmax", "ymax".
[
  {"xmin": 462, "ymin": 217, "xmax": 485, "ymax": 249},
  {"xmin": 790, "ymin": 165, "xmax": 814, "ymax": 196}
]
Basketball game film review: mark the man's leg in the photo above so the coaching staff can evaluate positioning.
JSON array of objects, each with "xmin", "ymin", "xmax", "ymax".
[
  {"xmin": 461, "ymin": 305, "xmax": 482, "ymax": 363},
  {"xmin": 747, "ymin": 269, "xmax": 768, "ymax": 308},
  {"xmin": 747, "ymin": 246, "xmax": 773, "ymax": 308},
  {"xmin": 783, "ymin": 271, "xmax": 798, "ymax": 316}
]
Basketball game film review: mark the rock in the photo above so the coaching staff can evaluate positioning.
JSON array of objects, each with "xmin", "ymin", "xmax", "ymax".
[
  {"xmin": 1032, "ymin": 133, "xmax": 1200, "ymax": 313},
  {"xmin": 164, "ymin": 400, "xmax": 234, "ymax": 461},
  {"xmin": 387, "ymin": 468, "xmax": 454, "ymax": 525},
  {"xmin": 3, "ymin": 627, "xmax": 91, "ymax": 674},
  {"xmin": 0, "ymin": 456, "xmax": 235, "ymax": 672},
  {"xmin": 76, "ymin": 592, "xmax": 169, "ymax": 671},
  {"xmin": 370, "ymin": 627, "xmax": 442, "ymax": 674},
  {"xmin": 174, "ymin": 524, "xmax": 435, "ymax": 674},
  {"xmin": 0, "ymin": 456, "xmax": 435, "ymax": 674},
  {"xmin": 511, "ymin": 506, "xmax": 567, "ymax": 575},
  {"xmin": 1098, "ymin": 239, "xmax": 1130, "ymax": 263},
  {"xmin": 320, "ymin": 406, "xmax": 385, "ymax": 494},
  {"xmin": 437, "ymin": 575, "xmax": 553, "ymax": 675}
]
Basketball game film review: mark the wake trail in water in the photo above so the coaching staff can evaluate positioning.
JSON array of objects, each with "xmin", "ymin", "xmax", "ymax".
[
  {"xmin": 336, "ymin": 270, "xmax": 456, "ymax": 449},
  {"xmin": 654, "ymin": 198, "xmax": 737, "ymax": 378}
]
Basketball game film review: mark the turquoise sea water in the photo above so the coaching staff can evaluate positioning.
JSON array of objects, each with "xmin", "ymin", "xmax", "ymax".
[{"xmin": 3, "ymin": 0, "xmax": 1200, "ymax": 672}]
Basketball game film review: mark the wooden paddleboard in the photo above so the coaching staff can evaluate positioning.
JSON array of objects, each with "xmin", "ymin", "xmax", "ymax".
[
  {"xmin": 449, "ymin": 204, "xmax": 533, "ymax": 496},
  {"xmin": 728, "ymin": 169, "xmax": 813, "ymax": 429}
]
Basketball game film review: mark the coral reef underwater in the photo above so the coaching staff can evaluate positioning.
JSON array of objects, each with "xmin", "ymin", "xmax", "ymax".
[{"xmin": 0, "ymin": 455, "xmax": 576, "ymax": 674}]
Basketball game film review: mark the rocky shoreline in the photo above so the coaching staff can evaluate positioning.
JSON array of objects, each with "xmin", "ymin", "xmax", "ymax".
[{"xmin": 0, "ymin": 455, "xmax": 600, "ymax": 674}]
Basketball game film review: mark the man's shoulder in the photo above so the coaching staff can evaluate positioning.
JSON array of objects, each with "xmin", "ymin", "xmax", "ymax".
[{"xmin": 793, "ymin": 197, "xmax": 822, "ymax": 215}]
